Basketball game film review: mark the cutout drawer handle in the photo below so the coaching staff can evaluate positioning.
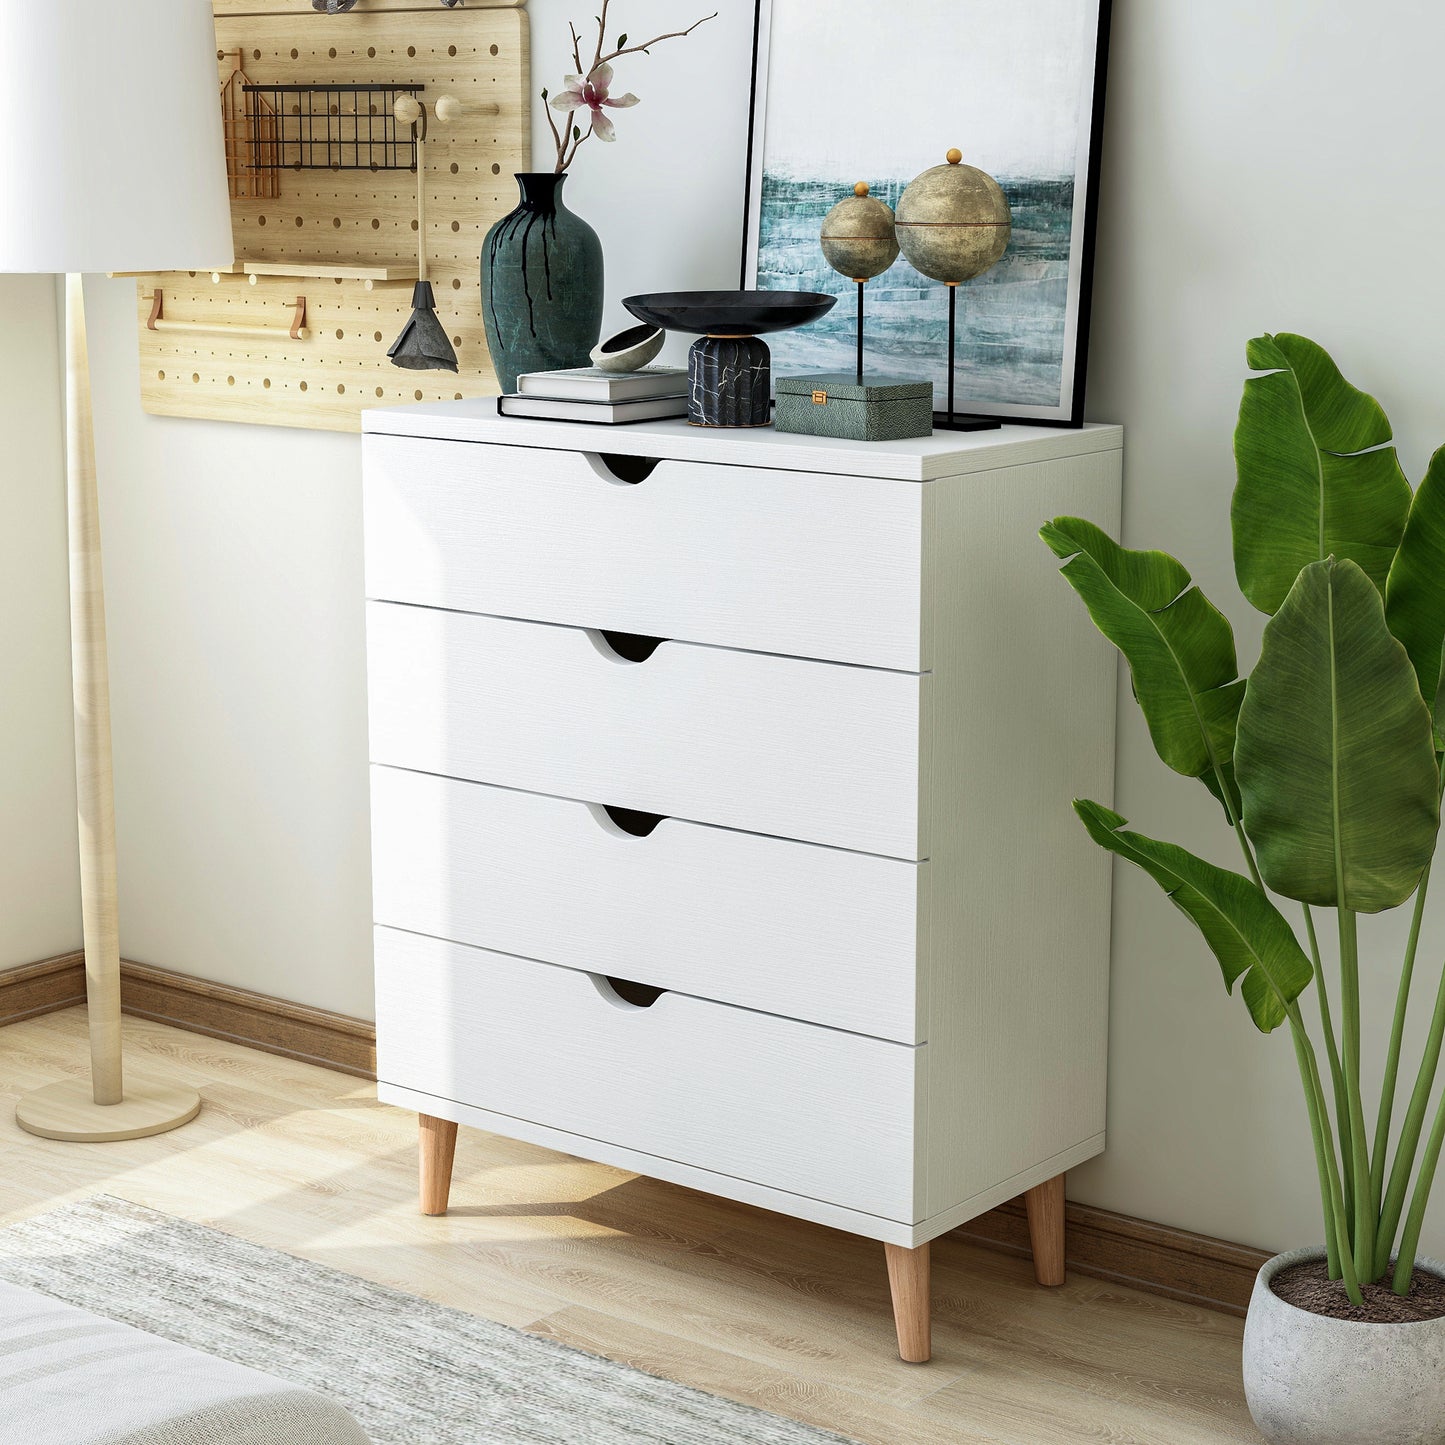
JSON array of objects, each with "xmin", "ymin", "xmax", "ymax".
[
  {"xmin": 589, "ymin": 803, "xmax": 666, "ymax": 838},
  {"xmin": 586, "ymin": 452, "xmax": 662, "ymax": 485},
  {"xmin": 586, "ymin": 628, "xmax": 666, "ymax": 663},
  {"xmin": 590, "ymin": 974, "xmax": 668, "ymax": 1010}
]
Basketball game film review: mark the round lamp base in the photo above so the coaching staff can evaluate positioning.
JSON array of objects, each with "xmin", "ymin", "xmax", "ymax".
[{"xmin": 15, "ymin": 1077, "xmax": 201, "ymax": 1142}]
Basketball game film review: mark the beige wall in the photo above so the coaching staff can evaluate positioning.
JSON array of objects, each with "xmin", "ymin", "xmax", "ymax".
[
  {"xmin": 0, "ymin": 276, "xmax": 77, "ymax": 967},
  {"xmin": 1075, "ymin": 0, "xmax": 1445, "ymax": 1252},
  {"xmin": 5, "ymin": 0, "xmax": 1445, "ymax": 1254}
]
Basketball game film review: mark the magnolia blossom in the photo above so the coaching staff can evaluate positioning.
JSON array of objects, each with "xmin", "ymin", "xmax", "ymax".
[{"xmin": 549, "ymin": 62, "xmax": 640, "ymax": 141}]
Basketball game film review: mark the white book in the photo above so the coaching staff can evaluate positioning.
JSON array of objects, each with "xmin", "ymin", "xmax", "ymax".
[
  {"xmin": 515, "ymin": 365, "xmax": 688, "ymax": 401},
  {"xmin": 497, "ymin": 393, "xmax": 689, "ymax": 424}
]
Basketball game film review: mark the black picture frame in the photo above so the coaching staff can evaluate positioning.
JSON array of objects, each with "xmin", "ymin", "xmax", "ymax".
[{"xmin": 742, "ymin": 0, "xmax": 1112, "ymax": 428}]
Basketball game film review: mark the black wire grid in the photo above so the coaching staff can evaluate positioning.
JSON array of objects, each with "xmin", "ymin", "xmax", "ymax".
[{"xmin": 242, "ymin": 84, "xmax": 425, "ymax": 172}]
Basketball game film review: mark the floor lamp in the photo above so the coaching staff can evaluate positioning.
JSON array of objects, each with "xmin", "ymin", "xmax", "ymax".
[{"xmin": 0, "ymin": 4, "xmax": 234, "ymax": 1141}]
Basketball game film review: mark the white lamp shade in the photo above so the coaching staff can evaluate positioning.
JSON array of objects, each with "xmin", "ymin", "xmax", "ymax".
[{"xmin": 0, "ymin": 0, "xmax": 234, "ymax": 274}]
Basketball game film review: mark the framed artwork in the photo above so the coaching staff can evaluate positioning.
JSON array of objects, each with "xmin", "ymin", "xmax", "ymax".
[{"xmin": 743, "ymin": 0, "xmax": 1111, "ymax": 426}]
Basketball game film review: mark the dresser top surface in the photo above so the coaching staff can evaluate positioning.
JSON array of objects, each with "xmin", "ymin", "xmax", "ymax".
[{"xmin": 362, "ymin": 402, "xmax": 1122, "ymax": 482}]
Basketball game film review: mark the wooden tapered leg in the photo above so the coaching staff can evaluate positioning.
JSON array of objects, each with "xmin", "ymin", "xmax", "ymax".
[
  {"xmin": 419, "ymin": 1114, "xmax": 458, "ymax": 1216},
  {"xmin": 884, "ymin": 1241, "xmax": 931, "ymax": 1363},
  {"xmin": 1024, "ymin": 1173, "xmax": 1067, "ymax": 1286}
]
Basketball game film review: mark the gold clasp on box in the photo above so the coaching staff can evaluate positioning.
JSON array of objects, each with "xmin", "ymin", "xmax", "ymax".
[{"xmin": 811, "ymin": 389, "xmax": 828, "ymax": 405}]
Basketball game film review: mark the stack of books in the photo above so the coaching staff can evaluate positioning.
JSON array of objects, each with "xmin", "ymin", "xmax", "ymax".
[{"xmin": 498, "ymin": 365, "xmax": 688, "ymax": 423}]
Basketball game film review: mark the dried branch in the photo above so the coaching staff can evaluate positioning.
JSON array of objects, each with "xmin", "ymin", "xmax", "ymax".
[
  {"xmin": 561, "ymin": 120, "xmax": 594, "ymax": 172},
  {"xmin": 541, "ymin": 87, "xmax": 569, "ymax": 173},
  {"xmin": 592, "ymin": 0, "xmax": 611, "ymax": 72},
  {"xmin": 599, "ymin": 11, "xmax": 716, "ymax": 64},
  {"xmin": 549, "ymin": 4, "xmax": 717, "ymax": 173}
]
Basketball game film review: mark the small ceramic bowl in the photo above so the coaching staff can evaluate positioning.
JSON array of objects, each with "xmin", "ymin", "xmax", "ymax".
[{"xmin": 590, "ymin": 323, "xmax": 665, "ymax": 373}]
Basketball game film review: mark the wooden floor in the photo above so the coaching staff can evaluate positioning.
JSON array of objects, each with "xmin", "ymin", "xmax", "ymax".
[{"xmin": 0, "ymin": 1008, "xmax": 1259, "ymax": 1444}]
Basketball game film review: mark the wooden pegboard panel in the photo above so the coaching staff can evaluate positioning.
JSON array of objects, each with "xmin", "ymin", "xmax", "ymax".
[
  {"xmin": 134, "ymin": 2, "xmax": 529, "ymax": 432},
  {"xmin": 212, "ymin": 0, "xmax": 524, "ymax": 13}
]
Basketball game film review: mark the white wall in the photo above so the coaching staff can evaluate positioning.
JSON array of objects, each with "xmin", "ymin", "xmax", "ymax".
[
  {"xmin": 0, "ymin": 276, "xmax": 77, "ymax": 967},
  {"xmin": 1073, "ymin": 0, "xmax": 1445, "ymax": 1252},
  {"xmin": 6, "ymin": 0, "xmax": 1445, "ymax": 1254}
]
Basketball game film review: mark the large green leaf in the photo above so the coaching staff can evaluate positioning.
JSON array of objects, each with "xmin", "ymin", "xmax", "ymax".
[
  {"xmin": 1236, "ymin": 557, "xmax": 1439, "ymax": 911},
  {"xmin": 1075, "ymin": 800, "xmax": 1311, "ymax": 1032},
  {"xmin": 1232, "ymin": 333, "xmax": 1410, "ymax": 614},
  {"xmin": 1386, "ymin": 446, "xmax": 1445, "ymax": 745},
  {"xmin": 1041, "ymin": 517, "xmax": 1244, "ymax": 812}
]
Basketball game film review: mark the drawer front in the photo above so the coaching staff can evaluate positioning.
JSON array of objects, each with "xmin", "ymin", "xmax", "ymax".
[
  {"xmin": 365, "ymin": 603, "xmax": 928, "ymax": 859},
  {"xmin": 362, "ymin": 434, "xmax": 926, "ymax": 671},
  {"xmin": 370, "ymin": 767, "xmax": 926, "ymax": 1042},
  {"xmin": 374, "ymin": 927, "xmax": 921, "ymax": 1219}
]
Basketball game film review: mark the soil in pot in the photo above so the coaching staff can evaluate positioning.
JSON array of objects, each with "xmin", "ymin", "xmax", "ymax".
[{"xmin": 1271, "ymin": 1258, "xmax": 1445, "ymax": 1323}]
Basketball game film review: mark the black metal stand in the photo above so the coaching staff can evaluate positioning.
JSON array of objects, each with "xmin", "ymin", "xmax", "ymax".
[
  {"xmin": 855, "ymin": 280, "xmax": 865, "ymax": 386},
  {"xmin": 931, "ymin": 282, "xmax": 1001, "ymax": 432}
]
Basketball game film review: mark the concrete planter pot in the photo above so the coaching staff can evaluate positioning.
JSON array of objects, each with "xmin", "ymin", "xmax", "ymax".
[{"xmin": 1243, "ymin": 1247, "xmax": 1445, "ymax": 1444}]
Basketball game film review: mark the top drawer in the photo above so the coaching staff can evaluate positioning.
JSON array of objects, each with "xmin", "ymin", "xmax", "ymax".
[{"xmin": 362, "ymin": 434, "xmax": 927, "ymax": 670}]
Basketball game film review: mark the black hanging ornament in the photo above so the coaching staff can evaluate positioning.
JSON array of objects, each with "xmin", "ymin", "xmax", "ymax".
[
  {"xmin": 389, "ymin": 281, "xmax": 459, "ymax": 372},
  {"xmin": 388, "ymin": 98, "xmax": 459, "ymax": 373}
]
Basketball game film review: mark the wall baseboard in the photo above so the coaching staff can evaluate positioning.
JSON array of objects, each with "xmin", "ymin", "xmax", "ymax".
[
  {"xmin": 953, "ymin": 1197, "xmax": 1267, "ymax": 1317},
  {"xmin": 0, "ymin": 951, "xmax": 375, "ymax": 1078},
  {"xmin": 0, "ymin": 953, "xmax": 1265, "ymax": 1315}
]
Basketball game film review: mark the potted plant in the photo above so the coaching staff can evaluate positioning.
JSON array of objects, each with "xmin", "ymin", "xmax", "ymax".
[
  {"xmin": 1043, "ymin": 333, "xmax": 1445, "ymax": 1445},
  {"xmin": 480, "ymin": 2, "xmax": 714, "ymax": 393}
]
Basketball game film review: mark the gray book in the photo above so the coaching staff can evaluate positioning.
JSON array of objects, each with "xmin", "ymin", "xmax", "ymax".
[
  {"xmin": 497, "ymin": 393, "xmax": 688, "ymax": 424},
  {"xmin": 515, "ymin": 365, "xmax": 688, "ymax": 401}
]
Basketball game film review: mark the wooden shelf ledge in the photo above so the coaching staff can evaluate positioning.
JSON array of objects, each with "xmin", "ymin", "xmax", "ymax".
[
  {"xmin": 238, "ymin": 259, "xmax": 418, "ymax": 284},
  {"xmin": 113, "ymin": 260, "xmax": 417, "ymax": 289}
]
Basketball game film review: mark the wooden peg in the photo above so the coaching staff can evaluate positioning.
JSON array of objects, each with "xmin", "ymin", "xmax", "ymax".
[
  {"xmin": 435, "ymin": 93, "xmax": 464, "ymax": 123},
  {"xmin": 289, "ymin": 297, "xmax": 307, "ymax": 341}
]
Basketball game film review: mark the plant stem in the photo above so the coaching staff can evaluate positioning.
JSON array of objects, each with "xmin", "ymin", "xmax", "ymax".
[
  {"xmin": 1301, "ymin": 903, "xmax": 1353, "ymax": 1248},
  {"xmin": 1289, "ymin": 1013, "xmax": 1342, "ymax": 1279},
  {"xmin": 1393, "ymin": 1080, "xmax": 1445, "ymax": 1293},
  {"xmin": 1373, "ymin": 858, "xmax": 1434, "ymax": 1220},
  {"xmin": 1213, "ymin": 759, "xmax": 1359, "ymax": 1287},
  {"xmin": 1291, "ymin": 1003, "xmax": 1363, "ymax": 1303},
  {"xmin": 1337, "ymin": 908, "xmax": 1376, "ymax": 1278},
  {"xmin": 1375, "ymin": 950, "xmax": 1445, "ymax": 1276},
  {"xmin": 1229, "ymin": 818, "xmax": 1264, "ymax": 890}
]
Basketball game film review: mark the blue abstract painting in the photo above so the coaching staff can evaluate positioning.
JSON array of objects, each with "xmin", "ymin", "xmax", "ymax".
[{"xmin": 745, "ymin": 0, "xmax": 1108, "ymax": 423}]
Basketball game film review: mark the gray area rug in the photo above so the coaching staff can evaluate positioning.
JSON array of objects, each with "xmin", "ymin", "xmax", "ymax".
[{"xmin": 0, "ymin": 1196, "xmax": 858, "ymax": 1445}]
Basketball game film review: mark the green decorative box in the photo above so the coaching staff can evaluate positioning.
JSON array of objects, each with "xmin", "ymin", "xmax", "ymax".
[{"xmin": 774, "ymin": 373, "xmax": 933, "ymax": 442}]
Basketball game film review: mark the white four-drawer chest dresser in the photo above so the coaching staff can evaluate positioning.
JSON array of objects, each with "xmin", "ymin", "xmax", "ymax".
[{"xmin": 361, "ymin": 405, "xmax": 1122, "ymax": 1362}]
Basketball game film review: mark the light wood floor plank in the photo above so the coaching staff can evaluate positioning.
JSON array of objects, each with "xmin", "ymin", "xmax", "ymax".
[{"xmin": 0, "ymin": 1009, "xmax": 1254, "ymax": 1442}]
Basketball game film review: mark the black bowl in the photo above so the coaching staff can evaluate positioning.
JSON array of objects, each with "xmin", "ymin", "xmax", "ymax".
[{"xmin": 623, "ymin": 290, "xmax": 836, "ymax": 338}]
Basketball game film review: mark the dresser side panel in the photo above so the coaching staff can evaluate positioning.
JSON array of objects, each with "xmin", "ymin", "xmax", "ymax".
[{"xmin": 920, "ymin": 449, "xmax": 1121, "ymax": 1218}]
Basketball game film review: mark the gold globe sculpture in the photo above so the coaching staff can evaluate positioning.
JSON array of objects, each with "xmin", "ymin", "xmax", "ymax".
[
  {"xmin": 895, "ymin": 148, "xmax": 1011, "ymax": 283},
  {"xmin": 894, "ymin": 148, "xmax": 1012, "ymax": 429},
  {"xmin": 819, "ymin": 181, "xmax": 900, "ymax": 384},
  {"xmin": 820, "ymin": 181, "xmax": 899, "ymax": 283}
]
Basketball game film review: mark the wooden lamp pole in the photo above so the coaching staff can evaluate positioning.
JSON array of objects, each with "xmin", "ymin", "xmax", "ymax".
[{"xmin": 14, "ymin": 279, "xmax": 202, "ymax": 1142}]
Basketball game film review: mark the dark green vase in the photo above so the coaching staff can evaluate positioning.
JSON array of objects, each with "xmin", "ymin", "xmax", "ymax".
[{"xmin": 482, "ymin": 172, "xmax": 603, "ymax": 394}]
